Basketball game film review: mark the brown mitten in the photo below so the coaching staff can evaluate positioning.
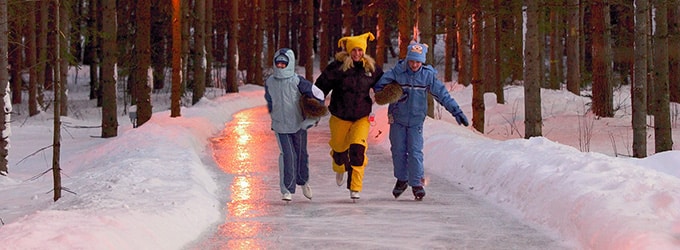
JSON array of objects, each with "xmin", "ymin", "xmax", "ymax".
[
  {"xmin": 374, "ymin": 83, "xmax": 403, "ymax": 105},
  {"xmin": 300, "ymin": 96, "xmax": 328, "ymax": 118}
]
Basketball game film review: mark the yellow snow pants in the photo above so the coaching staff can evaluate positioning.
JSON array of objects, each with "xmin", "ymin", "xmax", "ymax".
[{"xmin": 328, "ymin": 115, "xmax": 370, "ymax": 192}]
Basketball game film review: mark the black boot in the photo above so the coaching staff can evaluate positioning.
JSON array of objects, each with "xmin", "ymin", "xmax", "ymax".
[
  {"xmin": 392, "ymin": 180, "xmax": 408, "ymax": 198},
  {"xmin": 412, "ymin": 186, "xmax": 426, "ymax": 201}
]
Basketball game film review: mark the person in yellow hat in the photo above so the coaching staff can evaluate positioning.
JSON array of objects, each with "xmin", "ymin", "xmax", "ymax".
[{"xmin": 315, "ymin": 32, "xmax": 383, "ymax": 200}]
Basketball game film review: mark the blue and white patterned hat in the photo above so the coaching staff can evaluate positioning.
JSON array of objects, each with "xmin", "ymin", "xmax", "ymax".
[{"xmin": 405, "ymin": 42, "xmax": 428, "ymax": 63}]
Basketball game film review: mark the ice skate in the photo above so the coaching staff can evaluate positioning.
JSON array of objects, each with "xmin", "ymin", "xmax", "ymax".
[
  {"xmin": 282, "ymin": 193, "xmax": 292, "ymax": 202},
  {"xmin": 392, "ymin": 180, "xmax": 408, "ymax": 199},
  {"xmin": 336, "ymin": 172, "xmax": 345, "ymax": 186},
  {"xmin": 350, "ymin": 191, "xmax": 360, "ymax": 202},
  {"xmin": 302, "ymin": 183, "xmax": 313, "ymax": 200},
  {"xmin": 412, "ymin": 186, "xmax": 425, "ymax": 201}
]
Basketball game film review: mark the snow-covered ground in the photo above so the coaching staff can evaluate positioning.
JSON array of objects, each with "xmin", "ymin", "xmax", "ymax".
[{"xmin": 1, "ymin": 65, "xmax": 680, "ymax": 249}]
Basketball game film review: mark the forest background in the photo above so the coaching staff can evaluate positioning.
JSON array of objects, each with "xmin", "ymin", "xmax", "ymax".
[{"xmin": 0, "ymin": 0, "xmax": 678, "ymax": 201}]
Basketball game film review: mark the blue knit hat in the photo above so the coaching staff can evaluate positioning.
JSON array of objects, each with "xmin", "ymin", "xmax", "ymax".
[
  {"xmin": 405, "ymin": 42, "xmax": 428, "ymax": 63},
  {"xmin": 274, "ymin": 54, "xmax": 289, "ymax": 66}
]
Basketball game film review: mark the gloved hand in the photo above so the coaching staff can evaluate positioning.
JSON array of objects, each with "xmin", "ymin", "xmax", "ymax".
[{"xmin": 453, "ymin": 111, "xmax": 469, "ymax": 127}]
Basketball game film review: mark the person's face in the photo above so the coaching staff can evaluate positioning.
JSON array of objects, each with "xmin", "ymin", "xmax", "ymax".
[
  {"xmin": 407, "ymin": 60, "xmax": 422, "ymax": 72},
  {"xmin": 350, "ymin": 47, "xmax": 364, "ymax": 62},
  {"xmin": 275, "ymin": 62, "xmax": 287, "ymax": 68}
]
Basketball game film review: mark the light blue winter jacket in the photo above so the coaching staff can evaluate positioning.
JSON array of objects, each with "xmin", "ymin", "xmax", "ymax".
[
  {"xmin": 264, "ymin": 48, "xmax": 319, "ymax": 133},
  {"xmin": 374, "ymin": 60, "xmax": 463, "ymax": 126}
]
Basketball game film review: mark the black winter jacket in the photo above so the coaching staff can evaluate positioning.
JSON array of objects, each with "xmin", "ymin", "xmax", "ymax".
[{"xmin": 315, "ymin": 52, "xmax": 383, "ymax": 121}]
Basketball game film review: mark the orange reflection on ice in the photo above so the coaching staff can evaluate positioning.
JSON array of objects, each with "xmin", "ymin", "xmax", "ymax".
[
  {"xmin": 209, "ymin": 107, "xmax": 275, "ymax": 248},
  {"xmin": 229, "ymin": 176, "xmax": 252, "ymax": 217},
  {"xmin": 217, "ymin": 221, "xmax": 266, "ymax": 250}
]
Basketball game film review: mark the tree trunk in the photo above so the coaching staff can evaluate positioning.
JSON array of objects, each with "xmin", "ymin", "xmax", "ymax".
[
  {"xmin": 226, "ymin": 0, "xmax": 239, "ymax": 93},
  {"xmin": 117, "ymin": 0, "xmax": 134, "ymax": 109},
  {"xmin": 420, "ymin": 0, "xmax": 434, "ymax": 62},
  {"xmin": 303, "ymin": 0, "xmax": 314, "ymax": 80},
  {"xmin": 171, "ymin": 0, "xmax": 182, "ymax": 116},
  {"xmin": 652, "ymin": 0, "xmax": 673, "ymax": 152},
  {"xmin": 278, "ymin": 0, "xmax": 290, "ymax": 48},
  {"xmin": 8, "ymin": 8, "xmax": 21, "ymax": 105},
  {"xmin": 28, "ymin": 1, "xmax": 39, "ymax": 116},
  {"xmin": 151, "ymin": 1, "xmax": 168, "ymax": 90},
  {"xmin": 253, "ymin": 0, "xmax": 264, "ymax": 86},
  {"xmin": 483, "ymin": 0, "xmax": 495, "ymax": 94},
  {"xmin": 205, "ymin": 0, "xmax": 214, "ymax": 88},
  {"xmin": 181, "ymin": 0, "xmax": 190, "ymax": 94},
  {"xmin": 70, "ymin": 0, "xmax": 83, "ymax": 64},
  {"xmin": 612, "ymin": 3, "xmax": 634, "ymax": 89},
  {"xmin": 290, "ymin": 1, "xmax": 300, "ymax": 56},
  {"xmin": 329, "ymin": 0, "xmax": 343, "ymax": 56},
  {"xmin": 59, "ymin": 0, "xmax": 70, "ymax": 116},
  {"xmin": 444, "ymin": 0, "xmax": 455, "ymax": 82},
  {"xmin": 524, "ymin": 0, "xmax": 543, "ymax": 138},
  {"xmin": 538, "ymin": 5, "xmax": 546, "ymax": 89},
  {"xmin": 398, "ymin": 0, "xmax": 411, "ymax": 58},
  {"xmin": 86, "ymin": 0, "xmax": 100, "ymax": 100},
  {"xmin": 342, "ymin": 0, "xmax": 353, "ymax": 36},
  {"xmin": 134, "ymin": 0, "xmax": 152, "ymax": 127},
  {"xmin": 471, "ymin": 0, "xmax": 484, "ymax": 133},
  {"xmin": 511, "ymin": 0, "xmax": 523, "ymax": 83},
  {"xmin": 263, "ymin": 1, "xmax": 275, "ymax": 70},
  {"xmin": 456, "ymin": 0, "xmax": 470, "ymax": 85},
  {"xmin": 591, "ymin": 0, "xmax": 614, "ymax": 117},
  {"xmin": 493, "ymin": 0, "xmax": 503, "ymax": 103},
  {"xmin": 566, "ymin": 0, "xmax": 581, "ymax": 95},
  {"xmin": 375, "ymin": 1, "xmax": 387, "ymax": 68},
  {"xmin": 669, "ymin": 2, "xmax": 680, "ymax": 103},
  {"xmin": 632, "ymin": 0, "xmax": 648, "ymax": 158},
  {"xmin": 242, "ymin": 1, "xmax": 254, "ymax": 83},
  {"xmin": 319, "ymin": 0, "xmax": 331, "ymax": 70},
  {"xmin": 101, "ymin": 0, "xmax": 118, "ymax": 137},
  {"xmin": 549, "ymin": 5, "xmax": 563, "ymax": 90},
  {"xmin": 53, "ymin": 0, "xmax": 64, "ymax": 201},
  {"xmin": 417, "ymin": 0, "xmax": 436, "ymax": 118},
  {"xmin": 38, "ymin": 1, "xmax": 48, "ymax": 108},
  {"xmin": 192, "ymin": 0, "xmax": 206, "ymax": 104},
  {"xmin": 0, "ymin": 0, "xmax": 8, "ymax": 175},
  {"xmin": 646, "ymin": 7, "xmax": 654, "ymax": 113}
]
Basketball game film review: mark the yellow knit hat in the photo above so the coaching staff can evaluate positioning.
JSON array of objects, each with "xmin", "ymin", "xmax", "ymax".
[{"xmin": 338, "ymin": 32, "xmax": 375, "ymax": 53}]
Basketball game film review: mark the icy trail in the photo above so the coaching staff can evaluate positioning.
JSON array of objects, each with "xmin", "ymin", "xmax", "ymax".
[{"xmin": 186, "ymin": 106, "xmax": 571, "ymax": 249}]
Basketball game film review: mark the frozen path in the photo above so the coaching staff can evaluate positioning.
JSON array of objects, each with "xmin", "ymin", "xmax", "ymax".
[{"xmin": 186, "ymin": 106, "xmax": 571, "ymax": 249}]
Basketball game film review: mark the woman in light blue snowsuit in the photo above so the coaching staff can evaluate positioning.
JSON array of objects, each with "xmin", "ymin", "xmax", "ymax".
[
  {"xmin": 265, "ymin": 48, "xmax": 327, "ymax": 202},
  {"xmin": 373, "ymin": 42, "xmax": 469, "ymax": 200}
]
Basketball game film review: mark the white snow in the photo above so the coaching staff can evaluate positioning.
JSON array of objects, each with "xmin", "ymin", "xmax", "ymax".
[{"xmin": 1, "ymin": 72, "xmax": 679, "ymax": 249}]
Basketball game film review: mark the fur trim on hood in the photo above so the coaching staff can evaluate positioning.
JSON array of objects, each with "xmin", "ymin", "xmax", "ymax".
[{"xmin": 334, "ymin": 51, "xmax": 377, "ymax": 73}]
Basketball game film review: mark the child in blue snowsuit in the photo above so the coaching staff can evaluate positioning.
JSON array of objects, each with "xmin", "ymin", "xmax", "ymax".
[
  {"xmin": 373, "ymin": 42, "xmax": 469, "ymax": 200},
  {"xmin": 265, "ymin": 48, "xmax": 327, "ymax": 202}
]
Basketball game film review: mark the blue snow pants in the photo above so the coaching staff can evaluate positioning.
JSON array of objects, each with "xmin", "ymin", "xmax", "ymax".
[{"xmin": 389, "ymin": 122, "xmax": 424, "ymax": 187}]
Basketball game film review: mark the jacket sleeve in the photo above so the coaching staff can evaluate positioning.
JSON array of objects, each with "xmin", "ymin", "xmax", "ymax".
[
  {"xmin": 297, "ymin": 76, "xmax": 324, "ymax": 102},
  {"xmin": 429, "ymin": 73, "xmax": 463, "ymax": 115},
  {"xmin": 314, "ymin": 63, "xmax": 338, "ymax": 97},
  {"xmin": 264, "ymin": 82, "xmax": 273, "ymax": 113}
]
